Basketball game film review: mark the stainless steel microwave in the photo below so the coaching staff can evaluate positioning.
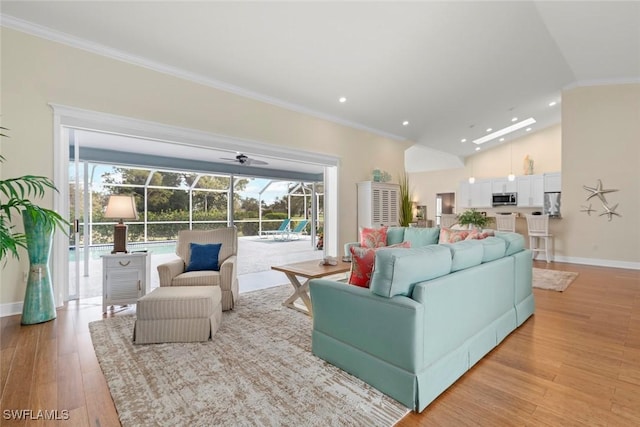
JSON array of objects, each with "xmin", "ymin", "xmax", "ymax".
[{"xmin": 492, "ymin": 193, "xmax": 517, "ymax": 206}]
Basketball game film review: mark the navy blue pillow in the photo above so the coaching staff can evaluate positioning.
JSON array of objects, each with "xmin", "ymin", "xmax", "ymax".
[{"xmin": 186, "ymin": 243, "xmax": 221, "ymax": 272}]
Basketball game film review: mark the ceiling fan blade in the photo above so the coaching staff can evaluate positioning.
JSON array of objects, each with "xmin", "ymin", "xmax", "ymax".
[
  {"xmin": 246, "ymin": 158, "xmax": 268, "ymax": 166},
  {"xmin": 220, "ymin": 157, "xmax": 238, "ymax": 162}
]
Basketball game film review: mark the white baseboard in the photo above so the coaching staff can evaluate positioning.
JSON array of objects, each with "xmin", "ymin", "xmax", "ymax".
[
  {"xmin": 553, "ymin": 255, "xmax": 640, "ymax": 270},
  {"xmin": 0, "ymin": 302, "xmax": 23, "ymax": 318}
]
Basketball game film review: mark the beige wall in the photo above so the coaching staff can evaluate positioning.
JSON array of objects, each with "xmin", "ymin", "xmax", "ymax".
[
  {"xmin": 0, "ymin": 28, "xmax": 411, "ymax": 305},
  {"xmin": 561, "ymin": 83, "xmax": 640, "ymax": 265}
]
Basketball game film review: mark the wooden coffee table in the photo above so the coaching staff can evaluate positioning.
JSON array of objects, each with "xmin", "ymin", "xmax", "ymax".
[{"xmin": 272, "ymin": 259, "xmax": 351, "ymax": 316}]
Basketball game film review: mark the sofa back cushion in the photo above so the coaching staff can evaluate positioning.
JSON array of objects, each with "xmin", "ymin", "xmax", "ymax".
[
  {"xmin": 441, "ymin": 240, "xmax": 484, "ymax": 272},
  {"xmin": 385, "ymin": 227, "xmax": 406, "ymax": 245},
  {"xmin": 402, "ymin": 227, "xmax": 440, "ymax": 247},
  {"xmin": 370, "ymin": 245, "xmax": 452, "ymax": 298},
  {"xmin": 478, "ymin": 237, "xmax": 507, "ymax": 262},
  {"xmin": 494, "ymin": 231, "xmax": 525, "ymax": 256}
]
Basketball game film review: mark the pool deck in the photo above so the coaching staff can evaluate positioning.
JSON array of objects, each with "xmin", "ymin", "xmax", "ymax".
[{"xmin": 71, "ymin": 235, "xmax": 324, "ymax": 299}]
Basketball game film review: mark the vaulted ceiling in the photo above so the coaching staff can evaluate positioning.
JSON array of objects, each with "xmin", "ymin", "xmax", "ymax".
[{"xmin": 2, "ymin": 1, "xmax": 639, "ymax": 159}]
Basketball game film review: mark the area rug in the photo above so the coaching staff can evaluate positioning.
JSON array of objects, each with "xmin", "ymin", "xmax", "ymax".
[
  {"xmin": 532, "ymin": 268, "xmax": 578, "ymax": 292},
  {"xmin": 89, "ymin": 285, "xmax": 409, "ymax": 427}
]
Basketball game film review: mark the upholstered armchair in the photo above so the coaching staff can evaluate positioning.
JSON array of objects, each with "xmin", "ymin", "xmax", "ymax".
[{"xmin": 157, "ymin": 227, "xmax": 238, "ymax": 311}]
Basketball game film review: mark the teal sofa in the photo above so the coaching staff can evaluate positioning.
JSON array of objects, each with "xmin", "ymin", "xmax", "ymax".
[{"xmin": 309, "ymin": 230, "xmax": 534, "ymax": 412}]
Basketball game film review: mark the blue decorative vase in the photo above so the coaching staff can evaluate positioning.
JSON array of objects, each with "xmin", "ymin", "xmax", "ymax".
[{"xmin": 21, "ymin": 211, "xmax": 56, "ymax": 325}]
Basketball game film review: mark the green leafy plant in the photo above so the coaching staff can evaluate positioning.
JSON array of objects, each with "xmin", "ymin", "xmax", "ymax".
[
  {"xmin": 0, "ymin": 129, "xmax": 68, "ymax": 261},
  {"xmin": 398, "ymin": 172, "xmax": 413, "ymax": 227},
  {"xmin": 456, "ymin": 209, "xmax": 492, "ymax": 229}
]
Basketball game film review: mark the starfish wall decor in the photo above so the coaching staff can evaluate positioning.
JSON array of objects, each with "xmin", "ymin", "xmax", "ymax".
[{"xmin": 581, "ymin": 179, "xmax": 622, "ymax": 221}]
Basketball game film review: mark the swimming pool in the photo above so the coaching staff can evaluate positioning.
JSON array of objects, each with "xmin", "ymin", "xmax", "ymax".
[{"xmin": 69, "ymin": 241, "xmax": 177, "ymax": 261}]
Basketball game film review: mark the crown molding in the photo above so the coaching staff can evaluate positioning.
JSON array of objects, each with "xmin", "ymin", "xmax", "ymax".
[
  {"xmin": 1, "ymin": 14, "xmax": 406, "ymax": 142},
  {"xmin": 563, "ymin": 77, "xmax": 640, "ymax": 91}
]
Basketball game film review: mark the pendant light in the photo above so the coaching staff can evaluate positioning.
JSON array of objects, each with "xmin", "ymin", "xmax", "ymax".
[
  {"xmin": 468, "ymin": 156, "xmax": 475, "ymax": 184},
  {"xmin": 507, "ymin": 142, "xmax": 515, "ymax": 181}
]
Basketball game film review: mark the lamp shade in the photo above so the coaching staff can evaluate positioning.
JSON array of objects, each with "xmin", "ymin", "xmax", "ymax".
[{"xmin": 104, "ymin": 195, "xmax": 138, "ymax": 220}]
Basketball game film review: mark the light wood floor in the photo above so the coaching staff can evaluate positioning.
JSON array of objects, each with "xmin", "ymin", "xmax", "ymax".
[{"xmin": 1, "ymin": 261, "xmax": 639, "ymax": 426}]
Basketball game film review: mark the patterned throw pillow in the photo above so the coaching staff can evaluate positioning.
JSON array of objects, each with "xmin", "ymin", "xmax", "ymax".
[
  {"xmin": 465, "ymin": 230, "xmax": 492, "ymax": 240},
  {"xmin": 349, "ymin": 241, "xmax": 411, "ymax": 288},
  {"xmin": 360, "ymin": 226, "xmax": 388, "ymax": 248},
  {"xmin": 438, "ymin": 228, "xmax": 469, "ymax": 244}
]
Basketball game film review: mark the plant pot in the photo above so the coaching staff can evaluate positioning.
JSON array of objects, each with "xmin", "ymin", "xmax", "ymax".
[{"xmin": 21, "ymin": 211, "xmax": 56, "ymax": 325}]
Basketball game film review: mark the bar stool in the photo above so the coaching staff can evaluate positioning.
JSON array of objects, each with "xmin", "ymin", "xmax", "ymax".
[
  {"xmin": 495, "ymin": 214, "xmax": 516, "ymax": 232},
  {"xmin": 440, "ymin": 214, "xmax": 458, "ymax": 228},
  {"xmin": 526, "ymin": 214, "xmax": 552, "ymax": 262}
]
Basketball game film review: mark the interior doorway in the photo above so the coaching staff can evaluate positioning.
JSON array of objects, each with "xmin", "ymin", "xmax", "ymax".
[{"xmin": 435, "ymin": 193, "xmax": 455, "ymax": 226}]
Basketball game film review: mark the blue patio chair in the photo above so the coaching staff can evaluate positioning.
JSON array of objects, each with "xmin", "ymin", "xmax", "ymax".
[
  {"xmin": 286, "ymin": 219, "xmax": 309, "ymax": 241},
  {"xmin": 260, "ymin": 218, "xmax": 291, "ymax": 240}
]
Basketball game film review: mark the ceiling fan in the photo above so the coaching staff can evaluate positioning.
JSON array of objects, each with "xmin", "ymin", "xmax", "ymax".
[{"xmin": 220, "ymin": 153, "xmax": 268, "ymax": 166}]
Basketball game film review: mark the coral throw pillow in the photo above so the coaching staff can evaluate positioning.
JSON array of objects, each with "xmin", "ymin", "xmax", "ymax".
[
  {"xmin": 360, "ymin": 227, "xmax": 388, "ymax": 248},
  {"xmin": 349, "ymin": 241, "xmax": 411, "ymax": 288},
  {"xmin": 438, "ymin": 228, "xmax": 469, "ymax": 244}
]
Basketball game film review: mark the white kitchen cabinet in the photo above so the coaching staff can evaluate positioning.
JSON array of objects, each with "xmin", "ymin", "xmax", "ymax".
[
  {"xmin": 458, "ymin": 181, "xmax": 471, "ymax": 209},
  {"xmin": 102, "ymin": 252, "xmax": 151, "ymax": 313},
  {"xmin": 357, "ymin": 181, "xmax": 400, "ymax": 229},
  {"xmin": 471, "ymin": 179, "xmax": 492, "ymax": 208},
  {"xmin": 458, "ymin": 179, "xmax": 491, "ymax": 209},
  {"xmin": 491, "ymin": 178, "xmax": 517, "ymax": 194},
  {"xmin": 517, "ymin": 174, "xmax": 544, "ymax": 207},
  {"xmin": 544, "ymin": 172, "xmax": 562, "ymax": 192}
]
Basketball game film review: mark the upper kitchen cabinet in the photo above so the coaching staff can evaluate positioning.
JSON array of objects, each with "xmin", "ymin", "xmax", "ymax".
[
  {"xmin": 544, "ymin": 172, "xmax": 562, "ymax": 193},
  {"xmin": 517, "ymin": 174, "xmax": 544, "ymax": 207},
  {"xmin": 458, "ymin": 179, "xmax": 492, "ymax": 209},
  {"xmin": 491, "ymin": 178, "xmax": 517, "ymax": 194}
]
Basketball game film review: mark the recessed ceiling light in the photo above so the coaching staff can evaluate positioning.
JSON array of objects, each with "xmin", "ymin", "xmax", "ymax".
[
  {"xmin": 402, "ymin": 121, "xmax": 409, "ymax": 126},
  {"xmin": 549, "ymin": 101, "xmax": 557, "ymax": 107},
  {"xmin": 473, "ymin": 117, "xmax": 537, "ymax": 145},
  {"xmin": 461, "ymin": 138, "xmax": 467, "ymax": 143},
  {"xmin": 526, "ymin": 127, "xmax": 532, "ymax": 132},
  {"xmin": 499, "ymin": 138, "xmax": 505, "ymax": 142},
  {"xmin": 511, "ymin": 117, "xmax": 518, "ymax": 122},
  {"xmin": 486, "ymin": 128, "xmax": 493, "ymax": 132},
  {"xmin": 339, "ymin": 97, "xmax": 347, "ymax": 103},
  {"xmin": 475, "ymin": 147, "xmax": 481, "ymax": 151}
]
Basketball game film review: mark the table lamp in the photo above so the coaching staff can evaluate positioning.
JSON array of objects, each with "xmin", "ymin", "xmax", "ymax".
[{"xmin": 104, "ymin": 195, "xmax": 138, "ymax": 253}]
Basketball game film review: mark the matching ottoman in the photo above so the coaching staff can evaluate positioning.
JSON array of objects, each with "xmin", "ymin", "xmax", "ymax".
[{"xmin": 133, "ymin": 286, "xmax": 222, "ymax": 344}]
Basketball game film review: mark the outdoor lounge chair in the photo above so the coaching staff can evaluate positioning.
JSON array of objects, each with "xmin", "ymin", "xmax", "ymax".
[
  {"xmin": 260, "ymin": 218, "xmax": 291, "ymax": 240},
  {"xmin": 286, "ymin": 219, "xmax": 309, "ymax": 240}
]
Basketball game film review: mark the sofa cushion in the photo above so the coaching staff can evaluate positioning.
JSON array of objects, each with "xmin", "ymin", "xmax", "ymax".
[
  {"xmin": 441, "ymin": 241, "xmax": 484, "ymax": 272},
  {"xmin": 386, "ymin": 227, "xmax": 406, "ymax": 245},
  {"xmin": 349, "ymin": 242, "xmax": 411, "ymax": 288},
  {"xmin": 494, "ymin": 231, "xmax": 525, "ymax": 256},
  {"xmin": 360, "ymin": 227, "xmax": 388, "ymax": 248},
  {"xmin": 438, "ymin": 228, "xmax": 470, "ymax": 243},
  {"xmin": 478, "ymin": 237, "xmax": 507, "ymax": 262},
  {"xmin": 403, "ymin": 227, "xmax": 440, "ymax": 247},
  {"xmin": 370, "ymin": 245, "xmax": 452, "ymax": 298}
]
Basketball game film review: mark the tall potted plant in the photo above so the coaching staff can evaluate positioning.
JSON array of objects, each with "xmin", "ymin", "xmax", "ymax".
[
  {"xmin": 398, "ymin": 173, "xmax": 413, "ymax": 227},
  {"xmin": 1, "ymin": 129, "xmax": 68, "ymax": 324}
]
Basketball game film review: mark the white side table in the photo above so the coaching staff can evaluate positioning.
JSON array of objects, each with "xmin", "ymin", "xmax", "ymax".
[{"xmin": 101, "ymin": 252, "xmax": 151, "ymax": 313}]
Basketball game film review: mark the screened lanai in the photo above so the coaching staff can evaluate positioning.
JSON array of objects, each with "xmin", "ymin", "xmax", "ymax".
[{"xmin": 69, "ymin": 160, "xmax": 324, "ymax": 298}]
